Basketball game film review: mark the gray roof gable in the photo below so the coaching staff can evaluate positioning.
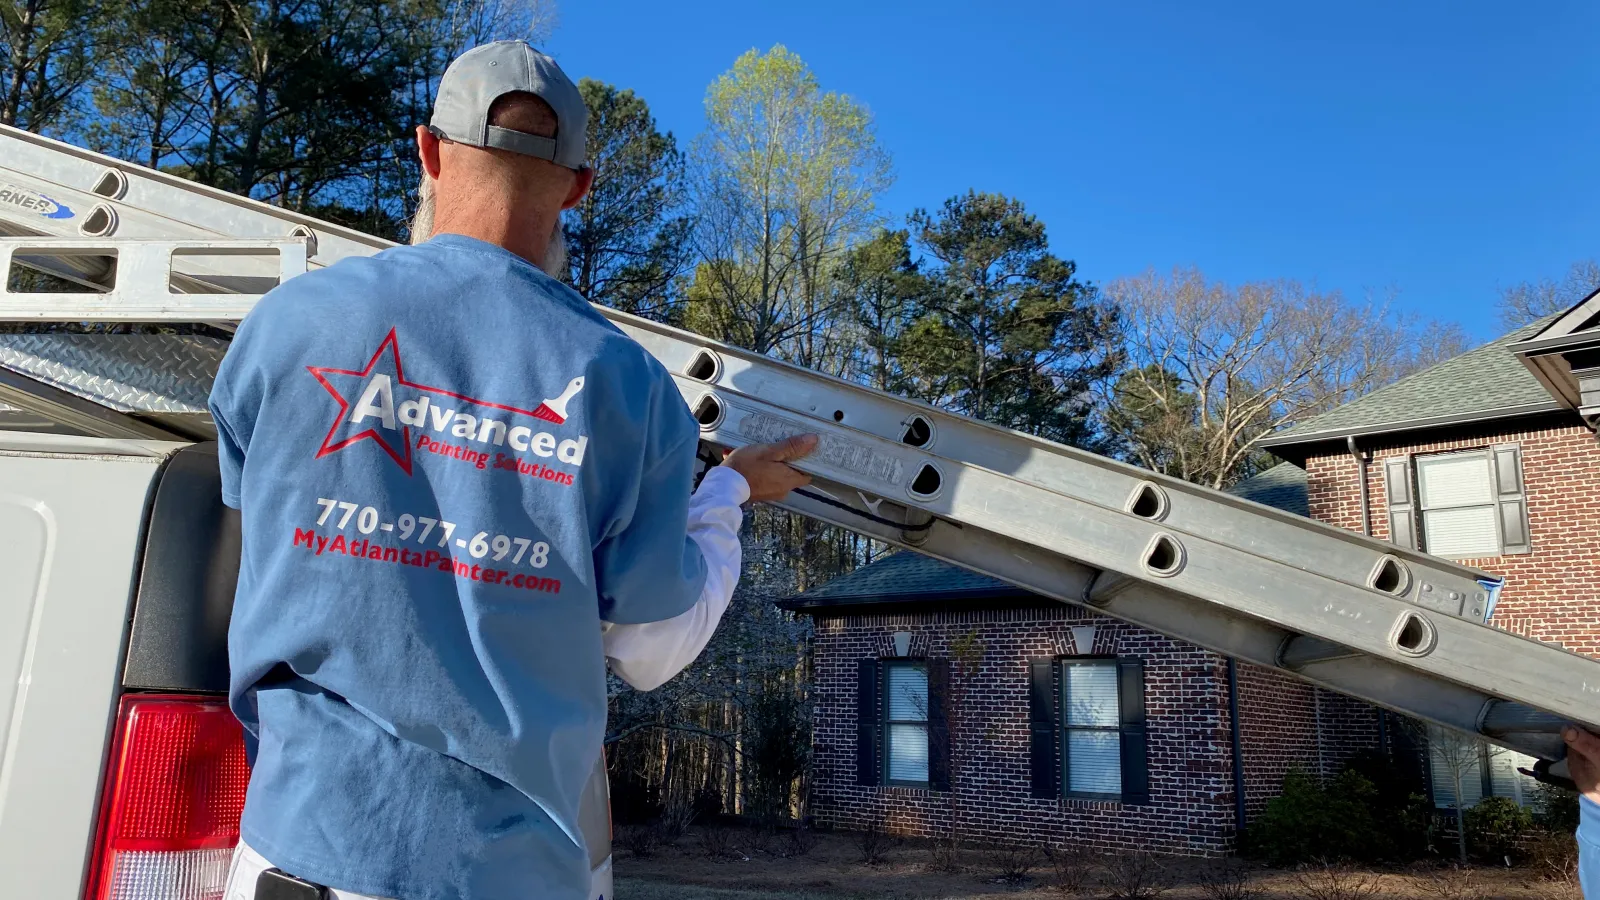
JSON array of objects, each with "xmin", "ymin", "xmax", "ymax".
[
  {"xmin": 1261, "ymin": 317, "xmax": 1562, "ymax": 450},
  {"xmin": 1227, "ymin": 463, "xmax": 1308, "ymax": 517}
]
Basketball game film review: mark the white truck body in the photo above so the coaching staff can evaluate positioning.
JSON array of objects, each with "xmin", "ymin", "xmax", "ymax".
[{"xmin": 0, "ymin": 433, "xmax": 613, "ymax": 899}]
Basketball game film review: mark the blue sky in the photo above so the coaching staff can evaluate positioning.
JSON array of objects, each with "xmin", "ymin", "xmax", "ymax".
[{"xmin": 550, "ymin": 2, "xmax": 1600, "ymax": 341}]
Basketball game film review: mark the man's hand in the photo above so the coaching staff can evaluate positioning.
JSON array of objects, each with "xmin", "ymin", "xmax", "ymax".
[
  {"xmin": 1566, "ymin": 726, "xmax": 1600, "ymax": 804},
  {"xmin": 722, "ymin": 434, "xmax": 819, "ymax": 503}
]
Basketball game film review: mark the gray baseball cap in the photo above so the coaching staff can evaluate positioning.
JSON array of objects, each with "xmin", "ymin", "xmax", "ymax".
[{"xmin": 429, "ymin": 41, "xmax": 588, "ymax": 170}]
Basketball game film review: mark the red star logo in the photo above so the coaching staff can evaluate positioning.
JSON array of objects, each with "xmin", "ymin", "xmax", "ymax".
[
  {"xmin": 308, "ymin": 329, "xmax": 418, "ymax": 474},
  {"xmin": 308, "ymin": 329, "xmax": 582, "ymax": 476}
]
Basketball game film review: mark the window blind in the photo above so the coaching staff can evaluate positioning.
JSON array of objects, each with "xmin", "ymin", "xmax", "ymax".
[
  {"xmin": 1417, "ymin": 452, "xmax": 1499, "ymax": 558},
  {"xmin": 885, "ymin": 665, "xmax": 928, "ymax": 784},
  {"xmin": 1065, "ymin": 664, "xmax": 1118, "ymax": 727},
  {"xmin": 1062, "ymin": 663, "xmax": 1121, "ymax": 797}
]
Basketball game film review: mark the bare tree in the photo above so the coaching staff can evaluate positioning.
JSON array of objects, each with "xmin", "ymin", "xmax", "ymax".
[
  {"xmin": 1497, "ymin": 260, "xmax": 1600, "ymax": 331},
  {"xmin": 441, "ymin": 0, "xmax": 558, "ymax": 50},
  {"xmin": 1407, "ymin": 722, "xmax": 1501, "ymax": 863},
  {"xmin": 1104, "ymin": 267, "xmax": 1470, "ymax": 488}
]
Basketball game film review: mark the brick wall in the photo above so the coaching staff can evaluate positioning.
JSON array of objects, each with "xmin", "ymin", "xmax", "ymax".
[
  {"xmin": 1233, "ymin": 664, "xmax": 1318, "ymax": 819},
  {"xmin": 1305, "ymin": 419, "xmax": 1600, "ymax": 657},
  {"xmin": 809, "ymin": 604, "xmax": 1239, "ymax": 856}
]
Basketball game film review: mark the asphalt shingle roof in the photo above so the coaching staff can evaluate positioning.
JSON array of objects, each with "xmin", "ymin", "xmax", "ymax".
[
  {"xmin": 1227, "ymin": 463, "xmax": 1309, "ymax": 517},
  {"xmin": 1265, "ymin": 317, "xmax": 1559, "ymax": 447},
  {"xmin": 784, "ymin": 550, "xmax": 1026, "ymax": 608},
  {"xmin": 785, "ymin": 465, "xmax": 1310, "ymax": 609}
]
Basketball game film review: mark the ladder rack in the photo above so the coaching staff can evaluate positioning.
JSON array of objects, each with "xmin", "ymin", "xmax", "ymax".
[{"xmin": 0, "ymin": 122, "xmax": 1590, "ymax": 773}]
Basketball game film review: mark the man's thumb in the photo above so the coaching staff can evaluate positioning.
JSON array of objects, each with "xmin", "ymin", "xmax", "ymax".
[{"xmin": 771, "ymin": 433, "xmax": 820, "ymax": 462}]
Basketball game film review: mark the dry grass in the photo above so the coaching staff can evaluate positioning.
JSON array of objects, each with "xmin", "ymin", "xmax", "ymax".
[{"xmin": 616, "ymin": 826, "xmax": 1568, "ymax": 900}]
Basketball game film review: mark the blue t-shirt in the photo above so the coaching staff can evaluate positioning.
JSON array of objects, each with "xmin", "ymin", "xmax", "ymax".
[{"xmin": 209, "ymin": 234, "xmax": 707, "ymax": 899}]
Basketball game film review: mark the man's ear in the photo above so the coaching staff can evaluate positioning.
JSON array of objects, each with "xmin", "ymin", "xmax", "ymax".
[
  {"xmin": 416, "ymin": 125, "xmax": 443, "ymax": 179},
  {"xmin": 560, "ymin": 166, "xmax": 595, "ymax": 211}
]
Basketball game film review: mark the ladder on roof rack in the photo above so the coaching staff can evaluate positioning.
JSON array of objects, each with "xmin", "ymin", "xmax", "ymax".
[{"xmin": 0, "ymin": 122, "xmax": 1590, "ymax": 779}]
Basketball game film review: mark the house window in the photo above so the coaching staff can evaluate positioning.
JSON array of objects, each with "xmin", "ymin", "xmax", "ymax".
[
  {"xmin": 854, "ymin": 657, "xmax": 949, "ymax": 790},
  {"xmin": 1028, "ymin": 657, "xmax": 1148, "ymax": 804},
  {"xmin": 1385, "ymin": 446, "xmax": 1531, "ymax": 558},
  {"xmin": 1427, "ymin": 727, "xmax": 1540, "ymax": 810},
  {"xmin": 1416, "ymin": 451, "xmax": 1500, "ymax": 558},
  {"xmin": 1061, "ymin": 660, "xmax": 1123, "ymax": 798},
  {"xmin": 882, "ymin": 662, "xmax": 929, "ymax": 786}
]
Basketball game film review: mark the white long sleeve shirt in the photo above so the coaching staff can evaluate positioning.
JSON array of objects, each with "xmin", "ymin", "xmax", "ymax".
[{"xmin": 600, "ymin": 465, "xmax": 748, "ymax": 691}]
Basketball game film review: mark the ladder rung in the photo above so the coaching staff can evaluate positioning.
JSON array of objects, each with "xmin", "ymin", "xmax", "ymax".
[
  {"xmin": 0, "ymin": 238, "xmax": 301, "ymax": 320},
  {"xmin": 1276, "ymin": 635, "xmax": 1364, "ymax": 669}
]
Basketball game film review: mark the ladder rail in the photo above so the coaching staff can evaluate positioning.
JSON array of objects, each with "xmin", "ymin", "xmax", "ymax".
[
  {"xmin": 0, "ymin": 124, "xmax": 389, "ymax": 268},
  {"xmin": 774, "ymin": 475, "xmax": 1569, "ymax": 761},
  {"xmin": 623, "ymin": 317, "xmax": 1499, "ymax": 621},
  {"xmin": 675, "ymin": 369, "xmax": 1600, "ymax": 729}
]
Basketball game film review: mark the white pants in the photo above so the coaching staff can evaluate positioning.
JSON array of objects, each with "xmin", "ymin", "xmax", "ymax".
[{"xmin": 223, "ymin": 841, "xmax": 390, "ymax": 900}]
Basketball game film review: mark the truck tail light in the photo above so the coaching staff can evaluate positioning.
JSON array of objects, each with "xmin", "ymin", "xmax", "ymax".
[{"xmin": 85, "ymin": 695, "xmax": 249, "ymax": 900}]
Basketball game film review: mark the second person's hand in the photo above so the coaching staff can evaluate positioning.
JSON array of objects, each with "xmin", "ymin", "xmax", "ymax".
[{"xmin": 721, "ymin": 434, "xmax": 819, "ymax": 503}]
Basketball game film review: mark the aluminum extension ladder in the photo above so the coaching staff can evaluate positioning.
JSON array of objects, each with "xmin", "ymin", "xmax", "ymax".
[{"xmin": 0, "ymin": 122, "xmax": 1592, "ymax": 775}]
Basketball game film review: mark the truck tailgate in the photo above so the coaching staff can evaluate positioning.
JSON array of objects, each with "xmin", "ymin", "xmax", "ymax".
[{"xmin": 0, "ymin": 447, "xmax": 168, "ymax": 898}]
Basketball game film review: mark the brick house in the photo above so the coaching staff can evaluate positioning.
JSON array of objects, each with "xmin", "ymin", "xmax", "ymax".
[{"xmin": 782, "ymin": 305, "xmax": 1600, "ymax": 853}]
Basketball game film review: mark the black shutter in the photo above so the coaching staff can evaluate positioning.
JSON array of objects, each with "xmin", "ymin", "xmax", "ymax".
[
  {"xmin": 1384, "ymin": 457, "xmax": 1418, "ymax": 550},
  {"xmin": 928, "ymin": 658, "xmax": 951, "ymax": 791},
  {"xmin": 856, "ymin": 659, "xmax": 882, "ymax": 786},
  {"xmin": 1028, "ymin": 658, "xmax": 1059, "ymax": 799},
  {"xmin": 1490, "ymin": 445, "xmax": 1531, "ymax": 555},
  {"xmin": 1118, "ymin": 658, "xmax": 1149, "ymax": 805}
]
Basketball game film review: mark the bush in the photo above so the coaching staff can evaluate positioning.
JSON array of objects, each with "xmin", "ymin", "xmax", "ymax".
[
  {"xmin": 1102, "ymin": 851, "xmax": 1167, "ymax": 900},
  {"xmin": 1244, "ymin": 762, "xmax": 1433, "ymax": 865},
  {"xmin": 1292, "ymin": 863, "xmax": 1382, "ymax": 900},
  {"xmin": 1408, "ymin": 862, "xmax": 1482, "ymax": 900},
  {"xmin": 1244, "ymin": 769, "xmax": 1377, "ymax": 864},
  {"xmin": 983, "ymin": 843, "xmax": 1041, "ymax": 883},
  {"xmin": 1534, "ymin": 781, "xmax": 1581, "ymax": 833},
  {"xmin": 854, "ymin": 820, "xmax": 897, "ymax": 865},
  {"xmin": 617, "ymin": 824, "xmax": 659, "ymax": 858},
  {"xmin": 1463, "ymin": 796, "xmax": 1533, "ymax": 863},
  {"xmin": 1043, "ymin": 845, "xmax": 1095, "ymax": 895},
  {"xmin": 1197, "ymin": 861, "xmax": 1260, "ymax": 900}
]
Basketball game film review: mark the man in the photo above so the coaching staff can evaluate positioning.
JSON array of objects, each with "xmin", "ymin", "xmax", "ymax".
[
  {"xmin": 211, "ymin": 41, "xmax": 816, "ymax": 899},
  {"xmin": 1565, "ymin": 727, "xmax": 1600, "ymax": 897}
]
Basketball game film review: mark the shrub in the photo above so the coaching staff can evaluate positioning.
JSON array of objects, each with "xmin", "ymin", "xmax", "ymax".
[
  {"xmin": 1196, "ymin": 861, "xmax": 1260, "ymax": 900},
  {"xmin": 1292, "ymin": 863, "xmax": 1382, "ymax": 900},
  {"xmin": 983, "ymin": 843, "xmax": 1040, "ymax": 883},
  {"xmin": 697, "ymin": 824, "xmax": 739, "ymax": 859},
  {"xmin": 855, "ymin": 820, "xmax": 897, "ymax": 865},
  {"xmin": 1244, "ymin": 769, "xmax": 1381, "ymax": 865},
  {"xmin": 1533, "ymin": 781, "xmax": 1581, "ymax": 833},
  {"xmin": 1043, "ymin": 845, "xmax": 1095, "ymax": 895},
  {"xmin": 654, "ymin": 802, "xmax": 696, "ymax": 847},
  {"xmin": 617, "ymin": 824, "xmax": 659, "ymax": 859},
  {"xmin": 1102, "ymin": 851, "xmax": 1167, "ymax": 900},
  {"xmin": 1463, "ymin": 796, "xmax": 1533, "ymax": 863},
  {"xmin": 929, "ymin": 837, "xmax": 964, "ymax": 874},
  {"xmin": 1408, "ymin": 862, "xmax": 1482, "ymax": 900}
]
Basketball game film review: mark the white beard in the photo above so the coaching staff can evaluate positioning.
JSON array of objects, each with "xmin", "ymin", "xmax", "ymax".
[
  {"xmin": 409, "ymin": 176, "xmax": 436, "ymax": 246},
  {"xmin": 410, "ymin": 175, "xmax": 568, "ymax": 279}
]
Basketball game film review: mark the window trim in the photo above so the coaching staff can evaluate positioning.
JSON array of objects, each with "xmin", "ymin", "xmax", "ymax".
[
  {"xmin": 1415, "ymin": 448, "xmax": 1502, "ymax": 559},
  {"xmin": 880, "ymin": 659, "xmax": 930, "ymax": 788},
  {"xmin": 1059, "ymin": 657, "xmax": 1123, "ymax": 802}
]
